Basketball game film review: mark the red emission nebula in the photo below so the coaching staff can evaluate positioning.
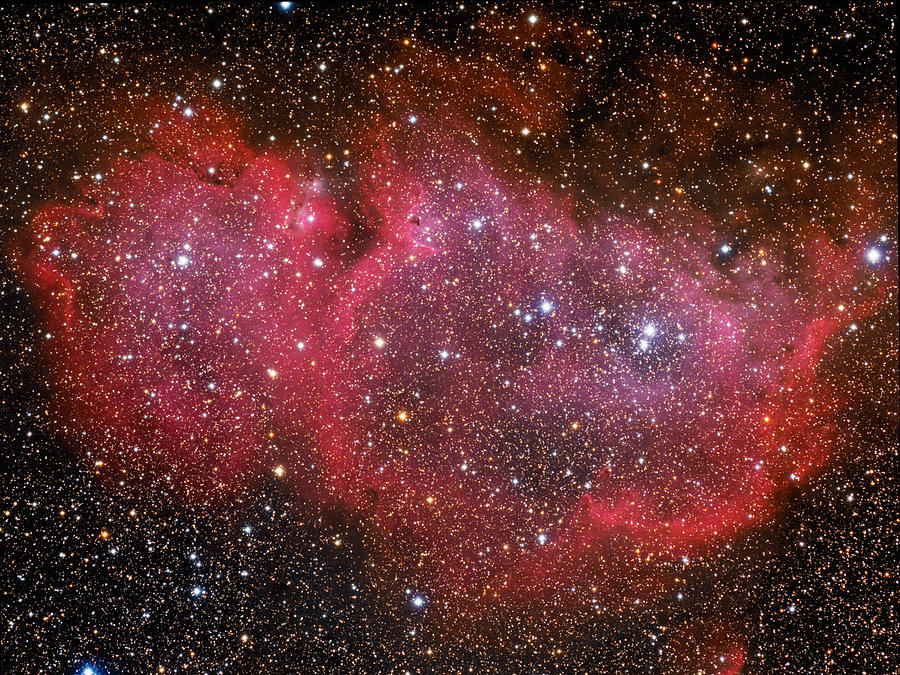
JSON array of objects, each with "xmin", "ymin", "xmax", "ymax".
[{"xmin": 10, "ymin": 97, "xmax": 892, "ymax": 617}]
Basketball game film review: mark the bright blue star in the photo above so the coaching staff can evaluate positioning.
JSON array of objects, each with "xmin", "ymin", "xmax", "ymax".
[
  {"xmin": 75, "ymin": 663, "xmax": 104, "ymax": 675},
  {"xmin": 865, "ymin": 246, "xmax": 884, "ymax": 265}
]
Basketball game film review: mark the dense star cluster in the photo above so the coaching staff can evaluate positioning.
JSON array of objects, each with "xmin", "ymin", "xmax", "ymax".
[{"xmin": 0, "ymin": 3, "xmax": 897, "ymax": 673}]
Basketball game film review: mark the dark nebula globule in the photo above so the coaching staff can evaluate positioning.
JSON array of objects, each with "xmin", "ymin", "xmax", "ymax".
[{"xmin": 0, "ymin": 3, "xmax": 897, "ymax": 674}]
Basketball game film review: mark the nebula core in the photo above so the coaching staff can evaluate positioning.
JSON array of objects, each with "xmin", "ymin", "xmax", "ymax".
[{"xmin": 2, "ymin": 4, "xmax": 896, "ymax": 673}]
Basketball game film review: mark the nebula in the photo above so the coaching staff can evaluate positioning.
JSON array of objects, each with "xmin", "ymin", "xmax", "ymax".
[
  {"xmin": 10, "ymin": 95, "xmax": 891, "ymax": 618},
  {"xmin": 12, "ymin": 103, "xmax": 351, "ymax": 495}
]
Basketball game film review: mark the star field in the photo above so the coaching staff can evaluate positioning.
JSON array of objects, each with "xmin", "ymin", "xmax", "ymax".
[{"xmin": 0, "ymin": 3, "xmax": 897, "ymax": 673}]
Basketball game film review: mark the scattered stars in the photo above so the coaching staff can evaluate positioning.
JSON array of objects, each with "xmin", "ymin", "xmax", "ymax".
[{"xmin": 0, "ymin": 4, "xmax": 894, "ymax": 674}]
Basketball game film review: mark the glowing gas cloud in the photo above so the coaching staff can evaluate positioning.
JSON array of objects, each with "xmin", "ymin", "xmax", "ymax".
[{"xmin": 10, "ymin": 97, "xmax": 892, "ymax": 614}]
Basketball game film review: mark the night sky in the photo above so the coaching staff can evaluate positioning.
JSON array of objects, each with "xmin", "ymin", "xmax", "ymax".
[{"xmin": 0, "ymin": 3, "xmax": 897, "ymax": 674}]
